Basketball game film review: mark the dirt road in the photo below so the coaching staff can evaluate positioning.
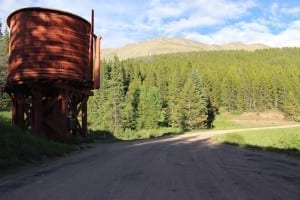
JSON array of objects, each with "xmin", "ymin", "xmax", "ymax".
[{"xmin": 1, "ymin": 126, "xmax": 300, "ymax": 200}]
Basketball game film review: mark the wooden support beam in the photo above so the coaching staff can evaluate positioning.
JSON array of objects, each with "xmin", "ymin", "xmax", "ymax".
[
  {"xmin": 81, "ymin": 95, "xmax": 88, "ymax": 137},
  {"xmin": 16, "ymin": 94, "xmax": 25, "ymax": 129},
  {"xmin": 61, "ymin": 89, "xmax": 69, "ymax": 137},
  {"xmin": 11, "ymin": 93, "xmax": 25, "ymax": 129},
  {"xmin": 31, "ymin": 88, "xmax": 42, "ymax": 135},
  {"xmin": 7, "ymin": 81, "xmax": 92, "ymax": 138}
]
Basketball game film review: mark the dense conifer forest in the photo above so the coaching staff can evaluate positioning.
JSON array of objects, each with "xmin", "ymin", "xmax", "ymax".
[
  {"xmin": 88, "ymin": 48, "xmax": 300, "ymax": 136},
  {"xmin": 0, "ymin": 23, "xmax": 10, "ymax": 111}
]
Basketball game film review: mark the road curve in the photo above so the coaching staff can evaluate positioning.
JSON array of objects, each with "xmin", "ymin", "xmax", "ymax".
[{"xmin": 1, "ymin": 126, "xmax": 300, "ymax": 200}]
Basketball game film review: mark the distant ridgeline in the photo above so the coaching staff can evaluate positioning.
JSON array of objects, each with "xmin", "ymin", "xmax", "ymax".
[{"xmin": 88, "ymin": 48, "xmax": 300, "ymax": 135}]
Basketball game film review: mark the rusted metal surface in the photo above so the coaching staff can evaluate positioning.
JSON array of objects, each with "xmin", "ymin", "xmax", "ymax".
[
  {"xmin": 5, "ymin": 7, "xmax": 101, "ymax": 138},
  {"xmin": 7, "ymin": 7, "xmax": 92, "ymax": 85}
]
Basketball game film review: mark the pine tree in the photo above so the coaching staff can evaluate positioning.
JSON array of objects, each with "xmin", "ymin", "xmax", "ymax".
[
  {"xmin": 168, "ymin": 66, "xmax": 185, "ymax": 129},
  {"xmin": 122, "ymin": 78, "xmax": 140, "ymax": 130},
  {"xmin": 0, "ymin": 18, "xmax": 2, "ymax": 37},
  {"xmin": 137, "ymin": 85, "xmax": 162, "ymax": 129},
  {"xmin": 88, "ymin": 58, "xmax": 127, "ymax": 133},
  {"xmin": 109, "ymin": 57, "xmax": 126, "ymax": 132},
  {"xmin": 0, "ymin": 26, "xmax": 10, "ymax": 111},
  {"xmin": 283, "ymin": 91, "xmax": 300, "ymax": 121},
  {"xmin": 179, "ymin": 70, "xmax": 208, "ymax": 130}
]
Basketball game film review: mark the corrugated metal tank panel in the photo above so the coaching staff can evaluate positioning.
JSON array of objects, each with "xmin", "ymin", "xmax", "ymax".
[{"xmin": 7, "ymin": 7, "xmax": 92, "ymax": 84}]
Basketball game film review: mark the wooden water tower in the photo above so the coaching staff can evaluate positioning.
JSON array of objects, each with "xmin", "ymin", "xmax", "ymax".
[{"xmin": 5, "ymin": 7, "xmax": 101, "ymax": 138}]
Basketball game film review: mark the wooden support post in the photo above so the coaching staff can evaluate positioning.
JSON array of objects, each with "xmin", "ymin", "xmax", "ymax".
[
  {"xmin": 88, "ymin": 9, "xmax": 94, "ymax": 80},
  {"xmin": 16, "ymin": 94, "xmax": 25, "ymax": 129},
  {"xmin": 32, "ymin": 88, "xmax": 42, "ymax": 135},
  {"xmin": 61, "ymin": 89, "xmax": 69, "ymax": 137},
  {"xmin": 81, "ymin": 95, "xmax": 88, "ymax": 137},
  {"xmin": 12, "ymin": 93, "xmax": 17, "ymax": 127},
  {"xmin": 8, "ymin": 81, "xmax": 92, "ymax": 138},
  {"xmin": 11, "ymin": 93, "xmax": 25, "ymax": 129}
]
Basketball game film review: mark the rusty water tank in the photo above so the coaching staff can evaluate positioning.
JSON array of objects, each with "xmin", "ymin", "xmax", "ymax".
[{"xmin": 7, "ymin": 7, "xmax": 98, "ymax": 87}]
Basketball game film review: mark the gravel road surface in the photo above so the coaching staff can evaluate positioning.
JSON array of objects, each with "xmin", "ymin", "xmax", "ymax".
[{"xmin": 1, "ymin": 126, "xmax": 300, "ymax": 200}]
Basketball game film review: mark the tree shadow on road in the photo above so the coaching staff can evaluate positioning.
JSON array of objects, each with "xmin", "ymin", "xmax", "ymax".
[{"xmin": 222, "ymin": 141, "xmax": 300, "ymax": 158}]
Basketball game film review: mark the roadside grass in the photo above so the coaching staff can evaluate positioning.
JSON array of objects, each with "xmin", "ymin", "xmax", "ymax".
[
  {"xmin": 213, "ymin": 127, "xmax": 300, "ymax": 157},
  {"xmin": 0, "ymin": 110, "xmax": 182, "ymax": 170},
  {"xmin": 0, "ymin": 111, "xmax": 11, "ymax": 123},
  {"xmin": 107, "ymin": 127, "xmax": 183, "ymax": 141},
  {"xmin": 0, "ymin": 112, "xmax": 74, "ymax": 170}
]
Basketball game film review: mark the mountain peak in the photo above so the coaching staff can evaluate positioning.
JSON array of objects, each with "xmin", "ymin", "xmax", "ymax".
[{"xmin": 102, "ymin": 37, "xmax": 270, "ymax": 60}]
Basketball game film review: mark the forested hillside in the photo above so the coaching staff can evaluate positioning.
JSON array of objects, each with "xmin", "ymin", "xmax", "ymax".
[
  {"xmin": 88, "ymin": 56, "xmax": 214, "ymax": 138},
  {"xmin": 0, "ymin": 22, "xmax": 10, "ymax": 111},
  {"xmin": 88, "ymin": 48, "xmax": 300, "ymax": 136}
]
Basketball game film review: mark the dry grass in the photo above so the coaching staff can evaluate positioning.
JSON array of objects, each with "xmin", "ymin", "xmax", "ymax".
[
  {"xmin": 214, "ymin": 110, "xmax": 297, "ymax": 130},
  {"xmin": 230, "ymin": 111, "xmax": 297, "ymax": 127}
]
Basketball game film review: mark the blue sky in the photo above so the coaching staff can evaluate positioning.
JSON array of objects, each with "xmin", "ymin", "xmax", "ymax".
[{"xmin": 0, "ymin": 0, "xmax": 300, "ymax": 48}]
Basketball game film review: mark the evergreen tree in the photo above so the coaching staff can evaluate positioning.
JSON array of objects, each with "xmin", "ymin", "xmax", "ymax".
[
  {"xmin": 206, "ymin": 98, "xmax": 219, "ymax": 128},
  {"xmin": 179, "ymin": 70, "xmax": 208, "ymax": 130},
  {"xmin": 0, "ymin": 26, "xmax": 10, "ymax": 111},
  {"xmin": 0, "ymin": 18, "xmax": 2, "ymax": 37},
  {"xmin": 108, "ymin": 57, "xmax": 126, "ymax": 132},
  {"xmin": 168, "ymin": 66, "xmax": 185, "ymax": 128},
  {"xmin": 122, "ymin": 78, "xmax": 140, "ymax": 130},
  {"xmin": 88, "ymin": 58, "xmax": 127, "ymax": 133},
  {"xmin": 283, "ymin": 91, "xmax": 300, "ymax": 120},
  {"xmin": 137, "ymin": 85, "xmax": 162, "ymax": 129}
]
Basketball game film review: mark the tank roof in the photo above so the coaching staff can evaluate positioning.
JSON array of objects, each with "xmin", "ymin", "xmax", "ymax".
[{"xmin": 7, "ymin": 7, "xmax": 90, "ymax": 27}]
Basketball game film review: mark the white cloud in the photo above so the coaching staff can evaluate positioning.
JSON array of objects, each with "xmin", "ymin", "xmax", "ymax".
[
  {"xmin": 184, "ymin": 20, "xmax": 300, "ymax": 47},
  {"xmin": 146, "ymin": 0, "xmax": 257, "ymax": 35},
  {"xmin": 280, "ymin": 7, "xmax": 300, "ymax": 15},
  {"xmin": 271, "ymin": 2, "xmax": 279, "ymax": 16},
  {"xmin": 193, "ymin": 0, "xmax": 256, "ymax": 18},
  {"xmin": 273, "ymin": 20, "xmax": 300, "ymax": 47},
  {"xmin": 148, "ymin": 0, "xmax": 184, "ymax": 19},
  {"xmin": 163, "ymin": 17, "xmax": 218, "ymax": 35}
]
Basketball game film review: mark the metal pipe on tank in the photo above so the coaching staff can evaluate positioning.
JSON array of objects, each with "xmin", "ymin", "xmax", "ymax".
[
  {"xmin": 93, "ymin": 35, "xmax": 101, "ymax": 89},
  {"xmin": 89, "ymin": 9, "xmax": 94, "ymax": 80}
]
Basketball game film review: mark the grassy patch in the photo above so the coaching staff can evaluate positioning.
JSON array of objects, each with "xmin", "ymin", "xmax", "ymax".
[
  {"xmin": 0, "ymin": 111, "xmax": 11, "ymax": 123},
  {"xmin": 213, "ymin": 127, "xmax": 300, "ymax": 157},
  {"xmin": 213, "ymin": 110, "xmax": 295, "ymax": 130},
  {"xmin": 213, "ymin": 112, "xmax": 246, "ymax": 130},
  {"xmin": 0, "ymin": 112, "xmax": 74, "ymax": 170}
]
